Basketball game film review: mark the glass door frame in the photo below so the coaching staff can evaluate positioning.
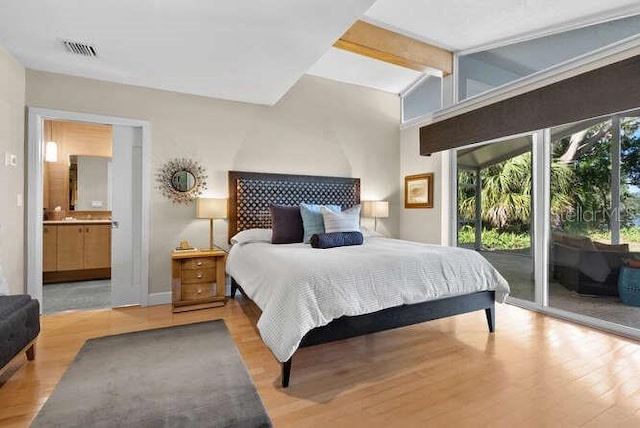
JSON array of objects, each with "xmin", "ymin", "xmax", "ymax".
[{"xmin": 449, "ymin": 127, "xmax": 640, "ymax": 341}]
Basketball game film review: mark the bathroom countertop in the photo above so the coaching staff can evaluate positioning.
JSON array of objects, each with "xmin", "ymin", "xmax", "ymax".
[{"xmin": 43, "ymin": 219, "xmax": 112, "ymax": 225}]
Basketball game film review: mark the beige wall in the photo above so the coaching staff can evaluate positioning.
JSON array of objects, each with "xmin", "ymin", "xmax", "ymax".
[
  {"xmin": 399, "ymin": 125, "xmax": 449, "ymax": 245},
  {"xmin": 26, "ymin": 70, "xmax": 401, "ymax": 295},
  {"xmin": 0, "ymin": 46, "xmax": 25, "ymax": 294}
]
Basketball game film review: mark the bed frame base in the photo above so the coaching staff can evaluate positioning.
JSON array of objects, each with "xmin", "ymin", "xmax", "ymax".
[{"xmin": 231, "ymin": 278, "xmax": 495, "ymax": 388}]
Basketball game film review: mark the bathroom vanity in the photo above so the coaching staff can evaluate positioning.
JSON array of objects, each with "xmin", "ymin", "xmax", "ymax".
[{"xmin": 43, "ymin": 220, "xmax": 112, "ymax": 283}]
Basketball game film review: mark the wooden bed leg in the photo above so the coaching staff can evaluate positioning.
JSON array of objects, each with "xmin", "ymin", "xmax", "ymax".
[
  {"xmin": 230, "ymin": 278, "xmax": 237, "ymax": 299},
  {"xmin": 282, "ymin": 359, "xmax": 292, "ymax": 388},
  {"xmin": 26, "ymin": 343, "xmax": 36, "ymax": 361},
  {"xmin": 485, "ymin": 306, "xmax": 495, "ymax": 333}
]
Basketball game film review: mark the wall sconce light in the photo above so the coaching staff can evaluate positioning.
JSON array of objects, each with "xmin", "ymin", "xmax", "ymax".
[
  {"xmin": 361, "ymin": 200, "xmax": 389, "ymax": 231},
  {"xmin": 45, "ymin": 141, "xmax": 58, "ymax": 163},
  {"xmin": 196, "ymin": 198, "xmax": 228, "ymax": 249},
  {"xmin": 45, "ymin": 121, "xmax": 58, "ymax": 163}
]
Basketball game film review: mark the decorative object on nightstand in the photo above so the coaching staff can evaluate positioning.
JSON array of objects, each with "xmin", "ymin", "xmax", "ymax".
[
  {"xmin": 196, "ymin": 198, "xmax": 228, "ymax": 250},
  {"xmin": 361, "ymin": 200, "xmax": 389, "ymax": 231},
  {"xmin": 171, "ymin": 248, "xmax": 226, "ymax": 312}
]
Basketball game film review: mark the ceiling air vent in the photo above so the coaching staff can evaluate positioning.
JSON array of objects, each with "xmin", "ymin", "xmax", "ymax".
[{"xmin": 61, "ymin": 39, "xmax": 97, "ymax": 57}]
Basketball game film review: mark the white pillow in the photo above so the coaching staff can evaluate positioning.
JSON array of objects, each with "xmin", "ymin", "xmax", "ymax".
[
  {"xmin": 360, "ymin": 226, "xmax": 384, "ymax": 239},
  {"xmin": 230, "ymin": 228, "xmax": 273, "ymax": 246},
  {"xmin": 322, "ymin": 205, "xmax": 361, "ymax": 233}
]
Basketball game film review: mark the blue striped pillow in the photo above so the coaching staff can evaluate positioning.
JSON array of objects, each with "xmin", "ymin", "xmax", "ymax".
[
  {"xmin": 322, "ymin": 205, "xmax": 361, "ymax": 233},
  {"xmin": 299, "ymin": 203, "xmax": 341, "ymax": 244}
]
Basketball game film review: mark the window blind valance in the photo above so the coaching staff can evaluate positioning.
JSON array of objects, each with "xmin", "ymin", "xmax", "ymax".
[{"xmin": 420, "ymin": 55, "xmax": 640, "ymax": 155}]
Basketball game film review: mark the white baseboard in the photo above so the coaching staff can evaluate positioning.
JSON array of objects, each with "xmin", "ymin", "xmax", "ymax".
[{"xmin": 147, "ymin": 292, "xmax": 171, "ymax": 306}]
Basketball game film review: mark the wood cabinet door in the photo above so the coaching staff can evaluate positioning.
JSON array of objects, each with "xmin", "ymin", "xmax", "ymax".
[
  {"xmin": 57, "ymin": 225, "xmax": 84, "ymax": 271},
  {"xmin": 83, "ymin": 225, "xmax": 111, "ymax": 269},
  {"xmin": 43, "ymin": 225, "xmax": 58, "ymax": 272}
]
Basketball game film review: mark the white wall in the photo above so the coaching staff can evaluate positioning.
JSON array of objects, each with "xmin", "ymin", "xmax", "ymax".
[
  {"xmin": 0, "ymin": 46, "xmax": 25, "ymax": 294},
  {"xmin": 26, "ymin": 71, "xmax": 401, "ymax": 294},
  {"xmin": 399, "ymin": 124, "xmax": 450, "ymax": 245}
]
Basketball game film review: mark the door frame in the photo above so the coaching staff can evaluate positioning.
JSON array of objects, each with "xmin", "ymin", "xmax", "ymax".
[{"xmin": 26, "ymin": 107, "xmax": 151, "ymax": 308}]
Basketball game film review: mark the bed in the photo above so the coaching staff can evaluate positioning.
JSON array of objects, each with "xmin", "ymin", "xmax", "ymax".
[{"xmin": 226, "ymin": 171, "xmax": 510, "ymax": 387}]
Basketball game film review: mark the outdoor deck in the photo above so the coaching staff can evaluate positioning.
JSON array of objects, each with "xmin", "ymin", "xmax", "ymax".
[{"xmin": 478, "ymin": 250, "xmax": 640, "ymax": 330}]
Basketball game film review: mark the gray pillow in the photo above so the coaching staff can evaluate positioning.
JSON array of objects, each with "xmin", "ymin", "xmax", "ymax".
[{"xmin": 270, "ymin": 204, "xmax": 303, "ymax": 244}]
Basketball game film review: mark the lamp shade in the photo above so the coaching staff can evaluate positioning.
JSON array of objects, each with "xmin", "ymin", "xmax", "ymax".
[
  {"xmin": 45, "ymin": 141, "xmax": 58, "ymax": 162},
  {"xmin": 362, "ymin": 201, "xmax": 389, "ymax": 218},
  {"xmin": 196, "ymin": 198, "xmax": 227, "ymax": 219}
]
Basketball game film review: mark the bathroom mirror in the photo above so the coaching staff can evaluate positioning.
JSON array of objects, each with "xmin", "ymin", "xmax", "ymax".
[
  {"xmin": 156, "ymin": 158, "xmax": 207, "ymax": 204},
  {"xmin": 69, "ymin": 155, "xmax": 112, "ymax": 211}
]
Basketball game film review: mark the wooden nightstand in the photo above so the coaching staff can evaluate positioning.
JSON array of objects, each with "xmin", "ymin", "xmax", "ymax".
[{"xmin": 171, "ymin": 248, "xmax": 226, "ymax": 312}]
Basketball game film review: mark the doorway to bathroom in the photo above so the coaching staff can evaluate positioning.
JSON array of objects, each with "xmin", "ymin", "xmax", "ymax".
[
  {"xmin": 27, "ymin": 108, "xmax": 150, "ymax": 312},
  {"xmin": 41, "ymin": 119, "xmax": 113, "ymax": 313}
]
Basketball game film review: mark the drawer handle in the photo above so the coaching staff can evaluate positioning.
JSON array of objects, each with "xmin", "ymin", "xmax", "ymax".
[
  {"xmin": 196, "ymin": 261, "xmax": 203, "ymax": 266},
  {"xmin": 197, "ymin": 273, "xmax": 203, "ymax": 279},
  {"xmin": 197, "ymin": 288, "xmax": 203, "ymax": 294}
]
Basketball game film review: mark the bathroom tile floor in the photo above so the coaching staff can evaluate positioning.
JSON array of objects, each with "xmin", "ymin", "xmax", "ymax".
[{"xmin": 43, "ymin": 280, "xmax": 111, "ymax": 314}]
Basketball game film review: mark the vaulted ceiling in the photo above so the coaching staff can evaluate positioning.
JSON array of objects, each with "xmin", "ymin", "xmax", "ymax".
[{"xmin": 0, "ymin": 0, "xmax": 639, "ymax": 105}]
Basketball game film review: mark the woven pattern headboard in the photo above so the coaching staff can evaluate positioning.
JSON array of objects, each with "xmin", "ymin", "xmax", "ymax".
[{"xmin": 228, "ymin": 171, "xmax": 360, "ymax": 240}]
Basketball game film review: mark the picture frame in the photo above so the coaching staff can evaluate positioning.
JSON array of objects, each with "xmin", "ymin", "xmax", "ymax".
[{"xmin": 404, "ymin": 173, "xmax": 433, "ymax": 208}]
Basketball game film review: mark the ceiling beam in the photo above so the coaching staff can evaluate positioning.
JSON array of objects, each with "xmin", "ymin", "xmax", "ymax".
[{"xmin": 334, "ymin": 20, "xmax": 453, "ymax": 75}]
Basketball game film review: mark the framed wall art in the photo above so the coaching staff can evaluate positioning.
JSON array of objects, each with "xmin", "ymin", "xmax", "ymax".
[{"xmin": 404, "ymin": 173, "xmax": 433, "ymax": 208}]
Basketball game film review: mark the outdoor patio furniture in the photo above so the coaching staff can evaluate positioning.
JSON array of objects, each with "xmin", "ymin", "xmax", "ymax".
[
  {"xmin": 551, "ymin": 233, "xmax": 635, "ymax": 296},
  {"xmin": 618, "ymin": 266, "xmax": 640, "ymax": 306}
]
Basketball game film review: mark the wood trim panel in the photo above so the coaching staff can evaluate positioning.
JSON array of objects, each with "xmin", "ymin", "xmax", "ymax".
[
  {"xmin": 56, "ymin": 225, "xmax": 84, "ymax": 271},
  {"xmin": 43, "ymin": 120, "xmax": 112, "ymax": 213},
  {"xmin": 43, "ymin": 268, "xmax": 111, "ymax": 284},
  {"xmin": 83, "ymin": 224, "xmax": 111, "ymax": 269},
  {"xmin": 42, "ymin": 225, "xmax": 58, "ymax": 272},
  {"xmin": 334, "ymin": 20, "xmax": 452, "ymax": 75},
  {"xmin": 420, "ymin": 54, "xmax": 640, "ymax": 155}
]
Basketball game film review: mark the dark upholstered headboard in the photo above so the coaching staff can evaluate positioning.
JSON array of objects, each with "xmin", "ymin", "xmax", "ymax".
[{"xmin": 228, "ymin": 171, "xmax": 361, "ymax": 241}]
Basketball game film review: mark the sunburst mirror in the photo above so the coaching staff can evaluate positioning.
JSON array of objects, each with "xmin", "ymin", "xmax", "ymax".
[{"xmin": 156, "ymin": 158, "xmax": 207, "ymax": 204}]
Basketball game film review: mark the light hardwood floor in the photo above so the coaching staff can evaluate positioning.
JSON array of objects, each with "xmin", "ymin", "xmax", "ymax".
[{"xmin": 1, "ymin": 297, "xmax": 639, "ymax": 427}]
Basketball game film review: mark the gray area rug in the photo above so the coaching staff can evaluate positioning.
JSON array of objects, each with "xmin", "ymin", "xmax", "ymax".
[{"xmin": 31, "ymin": 320, "xmax": 272, "ymax": 428}]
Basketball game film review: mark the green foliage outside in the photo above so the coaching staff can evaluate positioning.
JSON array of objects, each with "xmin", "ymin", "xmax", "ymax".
[
  {"xmin": 458, "ymin": 225, "xmax": 530, "ymax": 250},
  {"xmin": 458, "ymin": 225, "xmax": 640, "ymax": 251},
  {"xmin": 457, "ymin": 117, "xmax": 640, "ymax": 251}
]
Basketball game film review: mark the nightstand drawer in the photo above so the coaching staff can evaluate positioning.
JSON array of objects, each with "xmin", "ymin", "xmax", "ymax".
[
  {"xmin": 181, "ymin": 282, "xmax": 214, "ymax": 301},
  {"xmin": 182, "ymin": 268, "xmax": 216, "ymax": 284},
  {"xmin": 182, "ymin": 258, "xmax": 216, "ymax": 270},
  {"xmin": 172, "ymin": 249, "xmax": 226, "ymax": 312}
]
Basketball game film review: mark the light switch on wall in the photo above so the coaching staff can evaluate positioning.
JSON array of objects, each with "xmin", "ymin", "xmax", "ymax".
[
  {"xmin": 17, "ymin": 193, "xmax": 23, "ymax": 207},
  {"xmin": 4, "ymin": 153, "xmax": 17, "ymax": 167}
]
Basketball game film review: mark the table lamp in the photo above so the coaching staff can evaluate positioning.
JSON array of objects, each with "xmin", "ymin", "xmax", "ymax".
[
  {"xmin": 196, "ymin": 198, "xmax": 227, "ymax": 249},
  {"xmin": 361, "ymin": 201, "xmax": 389, "ymax": 231}
]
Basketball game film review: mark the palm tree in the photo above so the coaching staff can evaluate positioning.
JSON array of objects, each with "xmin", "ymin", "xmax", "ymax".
[{"xmin": 458, "ymin": 152, "xmax": 574, "ymax": 231}]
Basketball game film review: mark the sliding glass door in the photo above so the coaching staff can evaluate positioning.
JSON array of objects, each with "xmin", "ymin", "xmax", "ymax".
[
  {"xmin": 453, "ymin": 109, "xmax": 640, "ymax": 335},
  {"xmin": 548, "ymin": 114, "xmax": 640, "ymax": 330},
  {"xmin": 456, "ymin": 135, "xmax": 535, "ymax": 302}
]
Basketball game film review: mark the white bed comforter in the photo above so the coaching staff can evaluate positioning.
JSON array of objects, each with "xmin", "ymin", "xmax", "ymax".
[{"xmin": 226, "ymin": 236, "xmax": 510, "ymax": 362}]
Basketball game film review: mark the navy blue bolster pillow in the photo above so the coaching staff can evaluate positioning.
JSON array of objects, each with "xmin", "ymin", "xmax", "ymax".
[{"xmin": 310, "ymin": 231, "xmax": 364, "ymax": 249}]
